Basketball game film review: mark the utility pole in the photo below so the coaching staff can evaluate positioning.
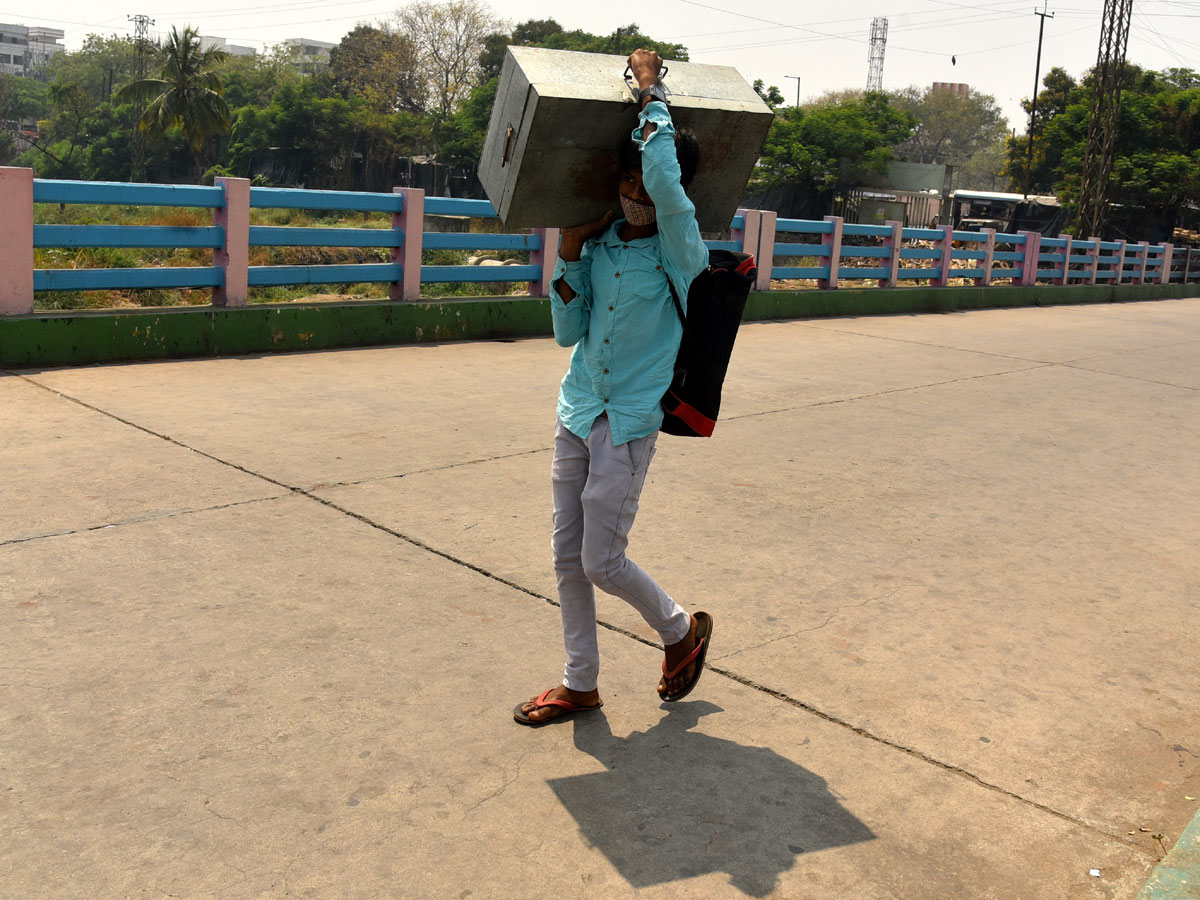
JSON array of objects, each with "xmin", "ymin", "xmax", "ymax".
[
  {"xmin": 1024, "ymin": 2, "xmax": 1054, "ymax": 199},
  {"xmin": 784, "ymin": 75, "xmax": 801, "ymax": 108},
  {"xmin": 128, "ymin": 13, "xmax": 155, "ymax": 182},
  {"xmin": 866, "ymin": 17, "xmax": 888, "ymax": 92},
  {"xmin": 1077, "ymin": 0, "xmax": 1133, "ymax": 239}
]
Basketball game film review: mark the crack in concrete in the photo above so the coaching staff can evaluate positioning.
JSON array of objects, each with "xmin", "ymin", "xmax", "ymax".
[
  {"xmin": 713, "ymin": 586, "xmax": 908, "ymax": 663},
  {"xmin": 723, "ymin": 364, "xmax": 1054, "ymax": 424},
  {"xmin": 15, "ymin": 372, "xmax": 1161, "ymax": 860},
  {"xmin": 1058, "ymin": 363, "xmax": 1199, "ymax": 392},
  {"xmin": 308, "ymin": 446, "xmax": 554, "ymax": 492},
  {"xmin": 0, "ymin": 496, "xmax": 286, "ymax": 548}
]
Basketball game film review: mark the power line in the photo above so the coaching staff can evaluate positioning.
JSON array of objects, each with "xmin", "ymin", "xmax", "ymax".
[{"xmin": 1025, "ymin": 2, "xmax": 1055, "ymax": 199}]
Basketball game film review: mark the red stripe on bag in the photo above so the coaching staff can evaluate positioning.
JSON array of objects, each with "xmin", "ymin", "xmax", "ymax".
[
  {"xmin": 736, "ymin": 254, "xmax": 757, "ymax": 276},
  {"xmin": 666, "ymin": 392, "xmax": 716, "ymax": 436}
]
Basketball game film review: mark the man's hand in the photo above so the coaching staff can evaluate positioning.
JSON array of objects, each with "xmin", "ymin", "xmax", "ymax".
[
  {"xmin": 628, "ymin": 49, "xmax": 663, "ymax": 90},
  {"xmin": 560, "ymin": 210, "xmax": 615, "ymax": 262},
  {"xmin": 555, "ymin": 210, "xmax": 615, "ymax": 303}
]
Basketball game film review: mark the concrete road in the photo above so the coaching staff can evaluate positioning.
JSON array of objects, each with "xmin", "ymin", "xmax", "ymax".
[{"xmin": 2, "ymin": 298, "xmax": 1199, "ymax": 899}]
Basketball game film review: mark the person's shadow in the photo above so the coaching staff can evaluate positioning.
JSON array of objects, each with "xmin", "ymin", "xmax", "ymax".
[{"xmin": 546, "ymin": 702, "xmax": 875, "ymax": 897}]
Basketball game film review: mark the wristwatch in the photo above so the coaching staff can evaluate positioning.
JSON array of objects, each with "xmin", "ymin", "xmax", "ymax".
[{"xmin": 638, "ymin": 82, "xmax": 668, "ymax": 106}]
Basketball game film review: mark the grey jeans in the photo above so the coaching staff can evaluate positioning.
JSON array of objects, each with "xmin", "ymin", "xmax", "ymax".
[{"xmin": 551, "ymin": 416, "xmax": 690, "ymax": 692}]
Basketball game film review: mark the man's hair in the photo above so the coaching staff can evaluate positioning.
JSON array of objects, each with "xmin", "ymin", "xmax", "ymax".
[{"xmin": 619, "ymin": 126, "xmax": 702, "ymax": 191}]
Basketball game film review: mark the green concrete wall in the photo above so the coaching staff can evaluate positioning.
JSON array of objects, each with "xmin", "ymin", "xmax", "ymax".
[{"xmin": 4, "ymin": 283, "xmax": 1199, "ymax": 368}]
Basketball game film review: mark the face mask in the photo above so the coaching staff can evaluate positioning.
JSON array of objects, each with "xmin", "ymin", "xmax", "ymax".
[{"xmin": 620, "ymin": 193, "xmax": 657, "ymax": 226}]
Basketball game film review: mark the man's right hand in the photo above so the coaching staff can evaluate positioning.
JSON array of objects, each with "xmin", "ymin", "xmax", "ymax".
[{"xmin": 560, "ymin": 210, "xmax": 615, "ymax": 262}]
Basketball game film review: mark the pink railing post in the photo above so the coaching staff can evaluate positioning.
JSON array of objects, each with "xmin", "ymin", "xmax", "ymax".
[
  {"xmin": 732, "ymin": 207, "xmax": 760, "ymax": 260},
  {"xmin": 818, "ymin": 215, "xmax": 842, "ymax": 289},
  {"xmin": 391, "ymin": 187, "xmax": 424, "ymax": 301},
  {"xmin": 755, "ymin": 210, "xmax": 776, "ymax": 290},
  {"xmin": 212, "ymin": 176, "xmax": 249, "ymax": 307},
  {"xmin": 931, "ymin": 225, "xmax": 953, "ymax": 287},
  {"xmin": 1087, "ymin": 236, "xmax": 1101, "ymax": 285},
  {"xmin": 1113, "ymin": 239, "xmax": 1127, "ymax": 284},
  {"xmin": 1016, "ymin": 230, "xmax": 1041, "ymax": 286},
  {"xmin": 977, "ymin": 228, "xmax": 996, "ymax": 287},
  {"xmin": 1159, "ymin": 243, "xmax": 1173, "ymax": 285},
  {"xmin": 528, "ymin": 227, "xmax": 560, "ymax": 297},
  {"xmin": 1135, "ymin": 241, "xmax": 1149, "ymax": 284},
  {"xmin": 1054, "ymin": 233, "xmax": 1072, "ymax": 286},
  {"xmin": 0, "ymin": 166, "xmax": 34, "ymax": 316},
  {"xmin": 879, "ymin": 219, "xmax": 903, "ymax": 288}
]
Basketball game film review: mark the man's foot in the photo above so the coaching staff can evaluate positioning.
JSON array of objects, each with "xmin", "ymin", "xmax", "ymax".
[
  {"xmin": 513, "ymin": 685, "xmax": 602, "ymax": 727},
  {"xmin": 657, "ymin": 611, "xmax": 713, "ymax": 701}
]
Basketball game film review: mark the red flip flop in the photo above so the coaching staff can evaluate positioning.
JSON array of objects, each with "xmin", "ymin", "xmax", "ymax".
[
  {"xmin": 661, "ymin": 611, "xmax": 713, "ymax": 702},
  {"xmin": 513, "ymin": 688, "xmax": 603, "ymax": 727}
]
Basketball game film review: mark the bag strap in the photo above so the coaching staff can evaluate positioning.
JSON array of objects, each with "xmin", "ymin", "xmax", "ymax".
[{"xmin": 666, "ymin": 275, "xmax": 686, "ymax": 327}]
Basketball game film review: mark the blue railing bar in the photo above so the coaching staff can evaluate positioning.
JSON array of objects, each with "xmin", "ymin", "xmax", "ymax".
[
  {"xmin": 896, "ymin": 268, "xmax": 943, "ymax": 279},
  {"xmin": 993, "ymin": 251, "xmax": 1024, "ymax": 262},
  {"xmin": 837, "ymin": 246, "xmax": 891, "ymax": 259},
  {"xmin": 423, "ymin": 233, "xmax": 540, "ymax": 252},
  {"xmin": 1073, "ymin": 240, "xmax": 1097, "ymax": 250},
  {"xmin": 776, "ymin": 219, "xmax": 833, "ymax": 234},
  {"xmin": 421, "ymin": 264, "xmax": 540, "ymax": 283},
  {"xmin": 838, "ymin": 266, "xmax": 890, "ymax": 278},
  {"xmin": 902, "ymin": 227, "xmax": 943, "ymax": 240},
  {"xmin": 731, "ymin": 215, "xmax": 745, "ymax": 230},
  {"xmin": 956, "ymin": 267, "xmax": 984, "ymax": 278},
  {"xmin": 990, "ymin": 267, "xmax": 1019, "ymax": 276},
  {"xmin": 951, "ymin": 249, "xmax": 986, "ymax": 260},
  {"xmin": 249, "ymin": 187, "xmax": 402, "ymax": 213},
  {"xmin": 841, "ymin": 223, "xmax": 891, "ymax": 237},
  {"xmin": 994, "ymin": 234, "xmax": 1027, "ymax": 245},
  {"xmin": 1099, "ymin": 241, "xmax": 1122, "ymax": 250},
  {"xmin": 34, "ymin": 224, "xmax": 224, "ymax": 249},
  {"xmin": 705, "ymin": 240, "xmax": 742, "ymax": 251},
  {"xmin": 770, "ymin": 266, "xmax": 829, "ymax": 279},
  {"xmin": 34, "ymin": 267, "xmax": 223, "ymax": 291},
  {"xmin": 424, "ymin": 197, "xmax": 498, "ymax": 217},
  {"xmin": 773, "ymin": 243, "xmax": 829, "ymax": 258},
  {"xmin": 1038, "ymin": 253, "xmax": 1066, "ymax": 263},
  {"xmin": 33, "ymin": 179, "xmax": 224, "ymax": 208},
  {"xmin": 951, "ymin": 230, "xmax": 990, "ymax": 241},
  {"xmin": 1068, "ymin": 254, "xmax": 1093, "ymax": 264},
  {"xmin": 247, "ymin": 263, "xmax": 401, "ymax": 286},
  {"xmin": 899, "ymin": 248, "xmax": 942, "ymax": 260},
  {"xmin": 1041, "ymin": 237, "xmax": 1067, "ymax": 248},
  {"xmin": 248, "ymin": 226, "xmax": 402, "ymax": 248},
  {"xmin": 1035, "ymin": 269, "xmax": 1059, "ymax": 278}
]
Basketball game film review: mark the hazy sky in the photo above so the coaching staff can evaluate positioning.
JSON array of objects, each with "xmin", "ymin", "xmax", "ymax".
[{"xmin": 12, "ymin": 0, "xmax": 1200, "ymax": 129}]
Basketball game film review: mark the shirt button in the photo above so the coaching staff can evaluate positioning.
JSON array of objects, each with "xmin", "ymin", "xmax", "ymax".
[
  {"xmin": 614, "ymin": 272, "xmax": 621, "ymax": 278},
  {"xmin": 608, "ymin": 305, "xmax": 614, "ymax": 311},
  {"xmin": 604, "ymin": 398, "xmax": 610, "ymax": 404},
  {"xmin": 603, "ymin": 368, "xmax": 609, "ymax": 374},
  {"xmin": 604, "ymin": 338, "xmax": 610, "ymax": 344}
]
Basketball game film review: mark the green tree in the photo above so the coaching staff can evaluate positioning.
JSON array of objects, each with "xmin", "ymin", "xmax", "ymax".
[
  {"xmin": 329, "ymin": 24, "xmax": 425, "ymax": 113},
  {"xmin": 119, "ymin": 25, "xmax": 232, "ymax": 175},
  {"xmin": 755, "ymin": 93, "xmax": 916, "ymax": 207},
  {"xmin": 215, "ymin": 45, "xmax": 303, "ymax": 109},
  {"xmin": 753, "ymin": 79, "xmax": 785, "ymax": 110},
  {"xmin": 890, "ymin": 84, "xmax": 1008, "ymax": 166},
  {"xmin": 1005, "ymin": 63, "xmax": 1200, "ymax": 236}
]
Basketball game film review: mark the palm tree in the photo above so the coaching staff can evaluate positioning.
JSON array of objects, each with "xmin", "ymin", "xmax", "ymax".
[{"xmin": 119, "ymin": 26, "xmax": 231, "ymax": 177}]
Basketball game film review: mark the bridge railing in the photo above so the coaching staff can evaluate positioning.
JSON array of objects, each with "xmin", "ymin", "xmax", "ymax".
[{"xmin": 1, "ymin": 166, "xmax": 1193, "ymax": 316}]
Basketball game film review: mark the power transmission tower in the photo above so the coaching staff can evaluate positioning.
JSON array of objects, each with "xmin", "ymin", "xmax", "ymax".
[
  {"xmin": 1024, "ymin": 2, "xmax": 1054, "ymax": 198},
  {"xmin": 1076, "ymin": 0, "xmax": 1133, "ymax": 239},
  {"xmin": 128, "ymin": 13, "xmax": 155, "ymax": 182},
  {"xmin": 866, "ymin": 17, "xmax": 888, "ymax": 93}
]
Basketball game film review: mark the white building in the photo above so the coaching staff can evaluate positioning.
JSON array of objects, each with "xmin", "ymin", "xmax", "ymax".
[
  {"xmin": 282, "ymin": 37, "xmax": 334, "ymax": 60},
  {"xmin": 0, "ymin": 23, "xmax": 64, "ymax": 76},
  {"xmin": 199, "ymin": 35, "xmax": 256, "ymax": 58}
]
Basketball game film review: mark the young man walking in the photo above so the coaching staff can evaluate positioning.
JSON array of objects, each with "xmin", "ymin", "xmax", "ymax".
[{"xmin": 515, "ymin": 49, "xmax": 714, "ymax": 727}]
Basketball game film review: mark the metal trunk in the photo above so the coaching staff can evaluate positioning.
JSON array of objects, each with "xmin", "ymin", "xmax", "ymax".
[{"xmin": 479, "ymin": 46, "xmax": 773, "ymax": 232}]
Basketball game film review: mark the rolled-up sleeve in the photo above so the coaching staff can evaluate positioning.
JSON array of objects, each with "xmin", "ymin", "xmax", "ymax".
[
  {"xmin": 550, "ymin": 252, "xmax": 593, "ymax": 347},
  {"xmin": 633, "ymin": 101, "xmax": 709, "ymax": 310}
]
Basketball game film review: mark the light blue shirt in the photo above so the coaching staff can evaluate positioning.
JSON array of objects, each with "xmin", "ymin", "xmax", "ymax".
[{"xmin": 550, "ymin": 100, "xmax": 709, "ymax": 446}]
